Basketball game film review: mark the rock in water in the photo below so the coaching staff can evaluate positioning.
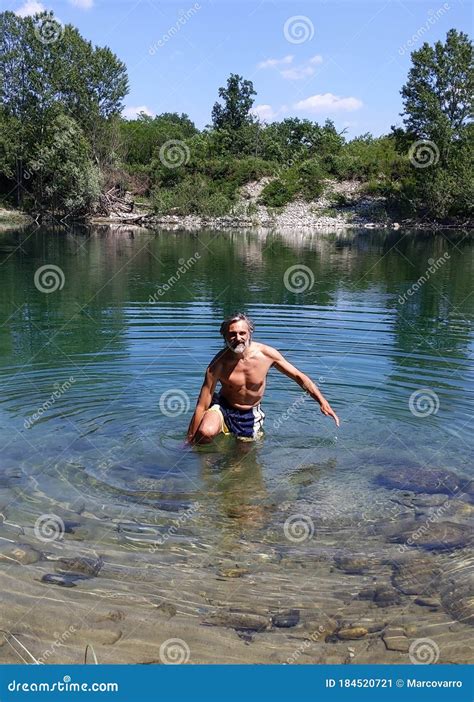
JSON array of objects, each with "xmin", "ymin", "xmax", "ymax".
[
  {"xmin": 385, "ymin": 520, "xmax": 470, "ymax": 551},
  {"xmin": 204, "ymin": 610, "xmax": 271, "ymax": 632},
  {"xmin": 0, "ymin": 543, "xmax": 42, "ymax": 565},
  {"xmin": 337, "ymin": 627, "xmax": 368, "ymax": 640},
  {"xmin": 41, "ymin": 573, "xmax": 77, "ymax": 587},
  {"xmin": 334, "ymin": 556, "xmax": 371, "ymax": 574},
  {"xmin": 392, "ymin": 558, "xmax": 441, "ymax": 595},
  {"xmin": 55, "ymin": 556, "xmax": 103, "ymax": 577},
  {"xmin": 376, "ymin": 466, "xmax": 473, "ymax": 500},
  {"xmin": 439, "ymin": 556, "xmax": 474, "ymax": 626},
  {"xmin": 272, "ymin": 610, "xmax": 300, "ymax": 628}
]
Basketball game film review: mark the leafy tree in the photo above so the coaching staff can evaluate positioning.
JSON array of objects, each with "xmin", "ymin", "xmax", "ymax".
[
  {"xmin": 211, "ymin": 73, "xmax": 256, "ymax": 131},
  {"xmin": 400, "ymin": 29, "xmax": 473, "ymax": 160}
]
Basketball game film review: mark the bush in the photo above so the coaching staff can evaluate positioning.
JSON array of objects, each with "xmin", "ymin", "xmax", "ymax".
[{"xmin": 259, "ymin": 175, "xmax": 299, "ymax": 207}]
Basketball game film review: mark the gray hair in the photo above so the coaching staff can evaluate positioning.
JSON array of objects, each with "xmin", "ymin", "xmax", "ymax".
[{"xmin": 219, "ymin": 312, "xmax": 255, "ymax": 338}]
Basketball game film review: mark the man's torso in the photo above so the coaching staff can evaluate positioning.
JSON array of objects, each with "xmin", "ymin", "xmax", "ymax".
[{"xmin": 212, "ymin": 342, "xmax": 274, "ymax": 409}]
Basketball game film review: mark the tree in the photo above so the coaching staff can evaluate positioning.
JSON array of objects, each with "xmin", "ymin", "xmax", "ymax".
[
  {"xmin": 211, "ymin": 73, "xmax": 256, "ymax": 131},
  {"xmin": 400, "ymin": 29, "xmax": 473, "ymax": 160}
]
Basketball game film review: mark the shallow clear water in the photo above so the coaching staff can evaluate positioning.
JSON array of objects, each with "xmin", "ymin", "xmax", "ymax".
[{"xmin": 0, "ymin": 224, "xmax": 472, "ymax": 664}]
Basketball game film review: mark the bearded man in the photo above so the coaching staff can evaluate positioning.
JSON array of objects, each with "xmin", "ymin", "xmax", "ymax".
[{"xmin": 187, "ymin": 312, "xmax": 340, "ymax": 443}]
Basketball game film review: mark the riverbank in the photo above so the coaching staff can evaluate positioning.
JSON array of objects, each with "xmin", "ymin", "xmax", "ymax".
[
  {"xmin": 89, "ymin": 179, "xmax": 472, "ymax": 232},
  {"xmin": 2, "ymin": 179, "xmax": 472, "ymax": 233}
]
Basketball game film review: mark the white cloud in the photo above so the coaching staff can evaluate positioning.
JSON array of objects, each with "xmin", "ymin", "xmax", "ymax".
[
  {"xmin": 309, "ymin": 54, "xmax": 323, "ymax": 65},
  {"xmin": 250, "ymin": 104, "xmax": 279, "ymax": 122},
  {"xmin": 257, "ymin": 55, "xmax": 293, "ymax": 70},
  {"xmin": 15, "ymin": 0, "xmax": 45, "ymax": 16},
  {"xmin": 281, "ymin": 65, "xmax": 315, "ymax": 80},
  {"xmin": 69, "ymin": 0, "xmax": 93, "ymax": 7},
  {"xmin": 294, "ymin": 93, "xmax": 363, "ymax": 112},
  {"xmin": 122, "ymin": 105, "xmax": 154, "ymax": 119}
]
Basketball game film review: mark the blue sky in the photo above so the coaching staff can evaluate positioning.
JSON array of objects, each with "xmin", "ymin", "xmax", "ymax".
[{"xmin": 7, "ymin": 0, "xmax": 472, "ymax": 138}]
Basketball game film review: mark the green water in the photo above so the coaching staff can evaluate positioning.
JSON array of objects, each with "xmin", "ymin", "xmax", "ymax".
[{"xmin": 0, "ymin": 224, "xmax": 472, "ymax": 664}]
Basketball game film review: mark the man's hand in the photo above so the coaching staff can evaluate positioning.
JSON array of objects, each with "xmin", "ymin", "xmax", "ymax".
[{"xmin": 319, "ymin": 400, "xmax": 340, "ymax": 427}]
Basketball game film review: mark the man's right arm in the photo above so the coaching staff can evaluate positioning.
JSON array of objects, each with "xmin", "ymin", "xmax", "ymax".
[{"xmin": 186, "ymin": 365, "xmax": 218, "ymax": 443}]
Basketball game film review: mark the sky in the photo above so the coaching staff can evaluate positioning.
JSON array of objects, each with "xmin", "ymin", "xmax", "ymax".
[{"xmin": 5, "ymin": 0, "xmax": 472, "ymax": 138}]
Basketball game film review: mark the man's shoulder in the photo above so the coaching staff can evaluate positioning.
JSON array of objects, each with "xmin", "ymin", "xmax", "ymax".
[
  {"xmin": 254, "ymin": 342, "xmax": 280, "ymax": 360},
  {"xmin": 207, "ymin": 348, "xmax": 227, "ymax": 371}
]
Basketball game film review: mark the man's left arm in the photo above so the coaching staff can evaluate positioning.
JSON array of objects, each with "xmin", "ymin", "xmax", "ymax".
[{"xmin": 267, "ymin": 347, "xmax": 340, "ymax": 427}]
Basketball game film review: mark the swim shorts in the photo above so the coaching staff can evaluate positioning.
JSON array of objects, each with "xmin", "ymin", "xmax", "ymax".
[{"xmin": 208, "ymin": 392, "xmax": 265, "ymax": 440}]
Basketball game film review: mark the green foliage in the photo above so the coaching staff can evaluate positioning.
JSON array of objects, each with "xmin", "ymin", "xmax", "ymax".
[
  {"xmin": 211, "ymin": 74, "xmax": 256, "ymax": 131},
  {"xmin": 152, "ymin": 176, "xmax": 233, "ymax": 217}
]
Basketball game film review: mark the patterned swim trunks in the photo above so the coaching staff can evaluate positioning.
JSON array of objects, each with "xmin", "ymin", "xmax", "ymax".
[{"xmin": 208, "ymin": 392, "xmax": 265, "ymax": 440}]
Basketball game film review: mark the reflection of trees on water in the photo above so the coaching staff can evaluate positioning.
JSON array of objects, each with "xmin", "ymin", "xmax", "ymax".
[{"xmin": 0, "ymin": 223, "xmax": 472, "ymax": 379}]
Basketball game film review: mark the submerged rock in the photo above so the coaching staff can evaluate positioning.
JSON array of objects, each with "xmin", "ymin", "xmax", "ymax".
[
  {"xmin": 272, "ymin": 610, "xmax": 300, "ymax": 628},
  {"xmin": 376, "ymin": 466, "xmax": 473, "ymax": 500},
  {"xmin": 356, "ymin": 585, "xmax": 401, "ymax": 607},
  {"xmin": 392, "ymin": 558, "xmax": 441, "ymax": 595},
  {"xmin": 204, "ymin": 610, "xmax": 271, "ymax": 632},
  {"xmin": 334, "ymin": 556, "xmax": 372, "ymax": 574},
  {"xmin": 387, "ymin": 520, "xmax": 470, "ymax": 551},
  {"xmin": 337, "ymin": 626, "xmax": 368, "ymax": 640},
  {"xmin": 55, "ymin": 556, "xmax": 103, "ymax": 577},
  {"xmin": 0, "ymin": 543, "xmax": 42, "ymax": 565},
  {"xmin": 41, "ymin": 573, "xmax": 77, "ymax": 587},
  {"xmin": 382, "ymin": 626, "xmax": 410, "ymax": 652},
  {"xmin": 439, "ymin": 558, "xmax": 474, "ymax": 626}
]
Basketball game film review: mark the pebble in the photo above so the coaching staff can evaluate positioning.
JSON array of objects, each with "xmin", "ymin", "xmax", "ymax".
[
  {"xmin": 414, "ymin": 596, "xmax": 441, "ymax": 608},
  {"xmin": 337, "ymin": 627, "xmax": 368, "ymax": 640},
  {"xmin": 217, "ymin": 567, "xmax": 250, "ymax": 579},
  {"xmin": 382, "ymin": 627, "xmax": 410, "ymax": 652},
  {"xmin": 41, "ymin": 573, "xmax": 77, "ymax": 587},
  {"xmin": 204, "ymin": 611, "xmax": 271, "ymax": 632},
  {"xmin": 334, "ymin": 556, "xmax": 371, "ymax": 575},
  {"xmin": 55, "ymin": 556, "xmax": 103, "ymax": 577},
  {"xmin": 0, "ymin": 543, "xmax": 42, "ymax": 565},
  {"xmin": 272, "ymin": 610, "xmax": 300, "ymax": 628}
]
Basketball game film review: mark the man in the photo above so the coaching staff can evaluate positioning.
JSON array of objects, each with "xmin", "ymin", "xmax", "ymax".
[{"xmin": 187, "ymin": 312, "xmax": 340, "ymax": 444}]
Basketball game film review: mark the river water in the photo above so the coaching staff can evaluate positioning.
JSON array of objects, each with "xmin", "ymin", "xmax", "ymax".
[{"xmin": 0, "ymin": 224, "xmax": 472, "ymax": 664}]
